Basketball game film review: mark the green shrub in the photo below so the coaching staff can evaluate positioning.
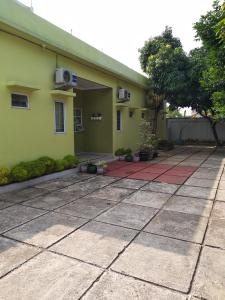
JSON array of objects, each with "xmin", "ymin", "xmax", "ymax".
[
  {"xmin": 114, "ymin": 148, "xmax": 125, "ymax": 156},
  {"xmin": 2, "ymin": 154, "xmax": 78, "ymax": 186},
  {"xmin": 124, "ymin": 148, "xmax": 132, "ymax": 155},
  {"xmin": 54, "ymin": 159, "xmax": 66, "ymax": 172},
  {"xmin": 11, "ymin": 165, "xmax": 28, "ymax": 182},
  {"xmin": 38, "ymin": 156, "xmax": 56, "ymax": 174},
  {"xmin": 19, "ymin": 160, "xmax": 46, "ymax": 179},
  {"xmin": 0, "ymin": 167, "xmax": 10, "ymax": 185},
  {"xmin": 63, "ymin": 155, "xmax": 79, "ymax": 169}
]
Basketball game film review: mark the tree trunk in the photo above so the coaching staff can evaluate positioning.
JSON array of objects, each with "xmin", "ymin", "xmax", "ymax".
[
  {"xmin": 152, "ymin": 106, "xmax": 160, "ymax": 134},
  {"xmin": 206, "ymin": 118, "xmax": 221, "ymax": 146}
]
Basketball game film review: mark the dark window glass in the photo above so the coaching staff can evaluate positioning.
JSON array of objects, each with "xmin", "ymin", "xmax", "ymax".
[
  {"xmin": 55, "ymin": 102, "xmax": 65, "ymax": 133},
  {"xmin": 117, "ymin": 110, "xmax": 121, "ymax": 130},
  {"xmin": 11, "ymin": 94, "xmax": 28, "ymax": 108},
  {"xmin": 141, "ymin": 112, "xmax": 145, "ymax": 119}
]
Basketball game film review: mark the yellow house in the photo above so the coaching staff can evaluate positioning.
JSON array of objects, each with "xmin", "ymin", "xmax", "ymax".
[{"xmin": 0, "ymin": 0, "xmax": 166, "ymax": 167}]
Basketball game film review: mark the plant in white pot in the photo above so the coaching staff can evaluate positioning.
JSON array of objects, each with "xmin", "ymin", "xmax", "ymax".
[
  {"xmin": 133, "ymin": 152, "xmax": 140, "ymax": 162},
  {"xmin": 96, "ymin": 160, "xmax": 107, "ymax": 175},
  {"xmin": 79, "ymin": 161, "xmax": 89, "ymax": 173},
  {"xmin": 114, "ymin": 148, "xmax": 126, "ymax": 161}
]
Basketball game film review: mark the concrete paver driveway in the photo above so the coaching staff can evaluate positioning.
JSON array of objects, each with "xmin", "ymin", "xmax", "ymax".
[{"xmin": 0, "ymin": 146, "xmax": 225, "ymax": 299}]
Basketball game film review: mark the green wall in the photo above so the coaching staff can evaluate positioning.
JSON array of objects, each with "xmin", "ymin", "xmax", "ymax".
[
  {"xmin": 0, "ymin": 27, "xmax": 165, "ymax": 168},
  {"xmin": 0, "ymin": 31, "xmax": 74, "ymax": 167}
]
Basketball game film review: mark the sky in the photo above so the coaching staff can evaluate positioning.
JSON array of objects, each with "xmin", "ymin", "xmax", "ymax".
[{"xmin": 18, "ymin": 0, "xmax": 214, "ymax": 74}]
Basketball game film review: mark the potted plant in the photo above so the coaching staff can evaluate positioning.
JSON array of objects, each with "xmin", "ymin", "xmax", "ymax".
[
  {"xmin": 96, "ymin": 160, "xmax": 107, "ymax": 175},
  {"xmin": 138, "ymin": 120, "xmax": 158, "ymax": 161},
  {"xmin": 150, "ymin": 134, "xmax": 159, "ymax": 158},
  {"xmin": 133, "ymin": 152, "xmax": 140, "ymax": 162},
  {"xmin": 114, "ymin": 148, "xmax": 126, "ymax": 160},
  {"xmin": 123, "ymin": 148, "xmax": 133, "ymax": 162},
  {"xmin": 80, "ymin": 161, "xmax": 89, "ymax": 173},
  {"xmin": 139, "ymin": 145, "xmax": 153, "ymax": 161},
  {"xmin": 125, "ymin": 154, "xmax": 133, "ymax": 162},
  {"xmin": 124, "ymin": 148, "xmax": 132, "ymax": 155},
  {"xmin": 87, "ymin": 162, "xmax": 97, "ymax": 174}
]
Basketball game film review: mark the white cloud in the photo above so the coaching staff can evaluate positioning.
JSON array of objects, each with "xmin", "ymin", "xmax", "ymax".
[{"xmin": 18, "ymin": 0, "xmax": 213, "ymax": 73}]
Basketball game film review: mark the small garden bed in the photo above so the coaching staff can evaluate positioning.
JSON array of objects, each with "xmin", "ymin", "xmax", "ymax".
[{"xmin": 0, "ymin": 155, "xmax": 79, "ymax": 186}]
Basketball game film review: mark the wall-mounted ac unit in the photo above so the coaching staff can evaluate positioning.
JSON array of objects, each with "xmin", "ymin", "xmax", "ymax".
[
  {"xmin": 55, "ymin": 68, "xmax": 77, "ymax": 89},
  {"xmin": 118, "ymin": 88, "xmax": 131, "ymax": 102}
]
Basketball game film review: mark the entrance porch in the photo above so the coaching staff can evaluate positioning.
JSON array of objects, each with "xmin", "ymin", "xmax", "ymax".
[{"xmin": 74, "ymin": 77, "xmax": 113, "ymax": 158}]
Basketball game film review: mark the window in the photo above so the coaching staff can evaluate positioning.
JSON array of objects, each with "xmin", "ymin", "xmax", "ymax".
[
  {"xmin": 55, "ymin": 101, "xmax": 65, "ymax": 133},
  {"xmin": 117, "ymin": 110, "xmax": 122, "ymax": 130},
  {"xmin": 141, "ymin": 112, "xmax": 145, "ymax": 119},
  {"xmin": 74, "ymin": 108, "xmax": 83, "ymax": 132},
  {"xmin": 11, "ymin": 93, "xmax": 28, "ymax": 108}
]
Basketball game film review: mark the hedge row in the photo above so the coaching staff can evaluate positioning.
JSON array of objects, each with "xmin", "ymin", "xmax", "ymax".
[{"xmin": 0, "ymin": 155, "xmax": 79, "ymax": 186}]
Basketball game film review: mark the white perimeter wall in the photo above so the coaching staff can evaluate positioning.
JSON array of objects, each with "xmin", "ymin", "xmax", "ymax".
[{"xmin": 167, "ymin": 118, "xmax": 225, "ymax": 142}]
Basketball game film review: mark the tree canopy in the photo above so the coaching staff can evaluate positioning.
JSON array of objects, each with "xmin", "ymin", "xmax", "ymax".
[
  {"xmin": 139, "ymin": 1, "xmax": 225, "ymax": 145},
  {"xmin": 139, "ymin": 26, "xmax": 189, "ymax": 133},
  {"xmin": 194, "ymin": 0, "xmax": 225, "ymax": 117},
  {"xmin": 139, "ymin": 26, "xmax": 189, "ymax": 103}
]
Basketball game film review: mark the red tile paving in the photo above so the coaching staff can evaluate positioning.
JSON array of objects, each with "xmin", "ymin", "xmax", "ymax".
[
  {"xmin": 105, "ymin": 171, "xmax": 124, "ymax": 178},
  {"xmin": 172, "ymin": 166, "xmax": 198, "ymax": 172},
  {"xmin": 119, "ymin": 165, "xmax": 145, "ymax": 172},
  {"xmin": 105, "ymin": 168, "xmax": 136, "ymax": 178},
  {"xmin": 127, "ymin": 172, "xmax": 159, "ymax": 181},
  {"xmin": 145, "ymin": 164, "xmax": 172, "ymax": 171},
  {"xmin": 142, "ymin": 167, "xmax": 167, "ymax": 174},
  {"xmin": 106, "ymin": 161, "xmax": 130, "ymax": 171},
  {"xmin": 105, "ymin": 160, "xmax": 199, "ymax": 183},
  {"xmin": 164, "ymin": 169, "xmax": 194, "ymax": 177},
  {"xmin": 154, "ymin": 174, "xmax": 188, "ymax": 184}
]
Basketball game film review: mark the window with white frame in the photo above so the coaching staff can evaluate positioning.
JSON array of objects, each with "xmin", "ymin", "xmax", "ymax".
[
  {"xmin": 55, "ymin": 101, "xmax": 65, "ymax": 133},
  {"xmin": 11, "ymin": 93, "xmax": 29, "ymax": 108},
  {"xmin": 74, "ymin": 108, "xmax": 83, "ymax": 132}
]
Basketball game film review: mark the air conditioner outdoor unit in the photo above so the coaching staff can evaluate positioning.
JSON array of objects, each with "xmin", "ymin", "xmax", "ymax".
[
  {"xmin": 55, "ymin": 68, "xmax": 77, "ymax": 88},
  {"xmin": 118, "ymin": 88, "xmax": 131, "ymax": 102}
]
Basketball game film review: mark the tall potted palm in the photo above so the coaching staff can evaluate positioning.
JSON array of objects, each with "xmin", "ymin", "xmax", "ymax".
[{"xmin": 138, "ymin": 120, "xmax": 158, "ymax": 161}]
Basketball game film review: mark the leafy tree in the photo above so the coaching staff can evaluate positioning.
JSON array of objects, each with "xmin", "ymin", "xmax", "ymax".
[
  {"xmin": 194, "ymin": 0, "xmax": 225, "ymax": 109},
  {"xmin": 189, "ymin": 48, "xmax": 222, "ymax": 145},
  {"xmin": 169, "ymin": 1, "xmax": 225, "ymax": 145},
  {"xmin": 139, "ymin": 26, "xmax": 189, "ymax": 134},
  {"xmin": 193, "ymin": 1, "xmax": 225, "ymax": 144},
  {"xmin": 215, "ymin": 2, "xmax": 225, "ymax": 43}
]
